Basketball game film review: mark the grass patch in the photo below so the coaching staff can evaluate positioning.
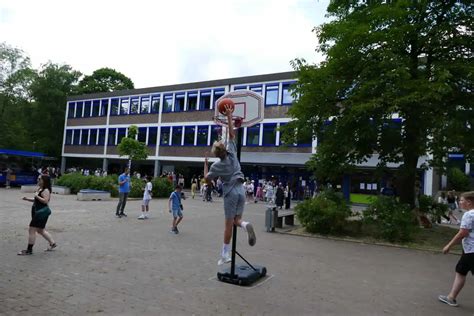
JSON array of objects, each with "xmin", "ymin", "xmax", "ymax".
[
  {"xmin": 289, "ymin": 222, "xmax": 462, "ymax": 253},
  {"xmin": 349, "ymin": 193, "xmax": 376, "ymax": 205}
]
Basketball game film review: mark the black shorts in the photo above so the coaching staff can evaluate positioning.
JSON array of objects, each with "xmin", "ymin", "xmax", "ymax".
[
  {"xmin": 455, "ymin": 252, "xmax": 474, "ymax": 276},
  {"xmin": 29, "ymin": 205, "xmax": 51, "ymax": 229}
]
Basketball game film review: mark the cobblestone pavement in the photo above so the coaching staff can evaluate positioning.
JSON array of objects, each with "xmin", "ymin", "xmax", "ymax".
[{"xmin": 0, "ymin": 188, "xmax": 473, "ymax": 315}]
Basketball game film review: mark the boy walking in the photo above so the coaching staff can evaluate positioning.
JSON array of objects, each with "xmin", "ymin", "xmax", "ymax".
[
  {"xmin": 169, "ymin": 185, "xmax": 184, "ymax": 234},
  {"xmin": 138, "ymin": 176, "xmax": 153, "ymax": 220},
  {"xmin": 438, "ymin": 191, "xmax": 474, "ymax": 307}
]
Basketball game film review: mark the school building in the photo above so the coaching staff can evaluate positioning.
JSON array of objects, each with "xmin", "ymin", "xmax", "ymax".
[{"xmin": 60, "ymin": 71, "xmax": 472, "ymax": 201}]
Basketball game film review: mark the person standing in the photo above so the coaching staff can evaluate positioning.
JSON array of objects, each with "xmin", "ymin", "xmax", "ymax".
[
  {"xmin": 191, "ymin": 176, "xmax": 197, "ymax": 199},
  {"xmin": 284, "ymin": 183, "xmax": 291, "ymax": 209},
  {"xmin": 138, "ymin": 176, "xmax": 153, "ymax": 220},
  {"xmin": 18, "ymin": 175, "xmax": 56, "ymax": 255},
  {"xmin": 438, "ymin": 191, "xmax": 474, "ymax": 307},
  {"xmin": 204, "ymin": 104, "xmax": 256, "ymax": 265},
  {"xmin": 447, "ymin": 191, "xmax": 460, "ymax": 224},
  {"xmin": 169, "ymin": 185, "xmax": 184, "ymax": 234},
  {"xmin": 116, "ymin": 167, "xmax": 130, "ymax": 218},
  {"xmin": 275, "ymin": 183, "xmax": 285, "ymax": 209}
]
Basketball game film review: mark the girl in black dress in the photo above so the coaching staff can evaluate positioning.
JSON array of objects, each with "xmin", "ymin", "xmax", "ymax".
[{"xmin": 18, "ymin": 175, "xmax": 56, "ymax": 255}]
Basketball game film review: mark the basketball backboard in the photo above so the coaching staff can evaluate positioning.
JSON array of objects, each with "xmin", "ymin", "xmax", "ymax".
[{"xmin": 214, "ymin": 90, "xmax": 264, "ymax": 128}]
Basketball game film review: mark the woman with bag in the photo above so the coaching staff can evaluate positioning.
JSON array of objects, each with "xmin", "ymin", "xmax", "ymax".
[{"xmin": 18, "ymin": 174, "xmax": 57, "ymax": 255}]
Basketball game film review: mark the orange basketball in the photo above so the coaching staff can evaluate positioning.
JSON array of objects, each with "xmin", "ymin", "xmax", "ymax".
[{"xmin": 218, "ymin": 98, "xmax": 235, "ymax": 115}]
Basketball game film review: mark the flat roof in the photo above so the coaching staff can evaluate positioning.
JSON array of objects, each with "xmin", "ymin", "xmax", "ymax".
[{"xmin": 67, "ymin": 71, "xmax": 297, "ymax": 101}]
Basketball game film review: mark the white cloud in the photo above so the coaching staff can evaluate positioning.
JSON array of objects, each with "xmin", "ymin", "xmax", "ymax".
[{"xmin": 0, "ymin": 0, "xmax": 329, "ymax": 88}]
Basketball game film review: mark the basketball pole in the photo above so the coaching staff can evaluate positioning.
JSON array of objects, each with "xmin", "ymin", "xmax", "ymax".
[{"xmin": 230, "ymin": 124, "xmax": 243, "ymax": 277}]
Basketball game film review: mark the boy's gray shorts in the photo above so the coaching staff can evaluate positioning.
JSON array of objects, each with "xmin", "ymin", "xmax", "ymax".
[{"xmin": 223, "ymin": 184, "xmax": 245, "ymax": 219}]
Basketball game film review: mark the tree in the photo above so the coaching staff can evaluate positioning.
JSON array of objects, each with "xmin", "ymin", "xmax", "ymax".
[
  {"xmin": 29, "ymin": 63, "xmax": 81, "ymax": 157},
  {"xmin": 117, "ymin": 125, "xmax": 148, "ymax": 171},
  {"xmin": 77, "ymin": 67, "xmax": 134, "ymax": 94},
  {"xmin": 287, "ymin": 1, "xmax": 473, "ymax": 207}
]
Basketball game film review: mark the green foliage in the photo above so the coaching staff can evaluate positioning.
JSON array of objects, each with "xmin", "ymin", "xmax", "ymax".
[
  {"xmin": 418, "ymin": 194, "xmax": 449, "ymax": 223},
  {"xmin": 77, "ymin": 67, "xmax": 134, "ymax": 94},
  {"xmin": 289, "ymin": 2, "xmax": 473, "ymax": 207},
  {"xmin": 447, "ymin": 168, "xmax": 471, "ymax": 192},
  {"xmin": 129, "ymin": 177, "xmax": 145, "ymax": 198},
  {"xmin": 117, "ymin": 125, "xmax": 148, "ymax": 168},
  {"xmin": 152, "ymin": 177, "xmax": 174, "ymax": 198},
  {"xmin": 295, "ymin": 190, "xmax": 351, "ymax": 235},
  {"xmin": 363, "ymin": 196, "xmax": 418, "ymax": 242},
  {"xmin": 57, "ymin": 173, "xmax": 119, "ymax": 196}
]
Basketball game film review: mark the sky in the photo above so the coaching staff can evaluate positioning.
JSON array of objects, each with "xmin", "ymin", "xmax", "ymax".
[{"xmin": 0, "ymin": 0, "xmax": 330, "ymax": 88}]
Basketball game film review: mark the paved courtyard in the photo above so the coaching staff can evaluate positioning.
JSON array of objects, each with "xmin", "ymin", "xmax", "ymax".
[{"xmin": 0, "ymin": 188, "xmax": 473, "ymax": 315}]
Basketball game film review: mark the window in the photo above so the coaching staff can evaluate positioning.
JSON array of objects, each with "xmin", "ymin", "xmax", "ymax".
[
  {"xmin": 174, "ymin": 93, "xmax": 185, "ymax": 112},
  {"xmin": 92, "ymin": 100, "xmax": 100, "ymax": 117},
  {"xmin": 171, "ymin": 127, "xmax": 182, "ymax": 146},
  {"xmin": 183, "ymin": 126, "xmax": 195, "ymax": 146},
  {"xmin": 282, "ymin": 82, "xmax": 296, "ymax": 105},
  {"xmin": 75, "ymin": 102, "xmax": 83, "ymax": 118},
  {"xmin": 151, "ymin": 95, "xmax": 160, "ymax": 113},
  {"xmin": 234, "ymin": 85, "xmax": 247, "ymax": 91},
  {"xmin": 108, "ymin": 128, "xmax": 116, "ymax": 146},
  {"xmin": 120, "ymin": 98, "xmax": 129, "ymax": 115},
  {"xmin": 210, "ymin": 125, "xmax": 221, "ymax": 143},
  {"xmin": 199, "ymin": 90, "xmax": 211, "ymax": 110},
  {"xmin": 196, "ymin": 125, "xmax": 208, "ymax": 146},
  {"xmin": 148, "ymin": 127, "xmax": 157, "ymax": 146},
  {"xmin": 213, "ymin": 88, "xmax": 225, "ymax": 108},
  {"xmin": 262, "ymin": 123, "xmax": 277, "ymax": 146},
  {"xmin": 265, "ymin": 84, "xmax": 279, "ymax": 106},
  {"xmin": 89, "ymin": 129, "xmax": 97, "ymax": 145},
  {"xmin": 101, "ymin": 99, "xmax": 109, "ymax": 116},
  {"xmin": 163, "ymin": 94, "xmax": 173, "ymax": 112},
  {"xmin": 250, "ymin": 85, "xmax": 262, "ymax": 95},
  {"xmin": 160, "ymin": 127, "xmax": 170, "ymax": 145},
  {"xmin": 140, "ymin": 96, "xmax": 150, "ymax": 114},
  {"xmin": 73, "ymin": 130, "xmax": 80, "ymax": 145},
  {"xmin": 84, "ymin": 101, "xmax": 92, "ymax": 117},
  {"xmin": 246, "ymin": 124, "xmax": 260, "ymax": 146},
  {"xmin": 130, "ymin": 97, "xmax": 139, "ymax": 114},
  {"xmin": 67, "ymin": 103, "xmax": 75, "ymax": 118},
  {"xmin": 138, "ymin": 127, "xmax": 147, "ymax": 143},
  {"xmin": 98, "ymin": 129, "xmax": 106, "ymax": 145},
  {"xmin": 187, "ymin": 91, "xmax": 198, "ymax": 111},
  {"xmin": 81, "ymin": 129, "xmax": 89, "ymax": 145},
  {"xmin": 65, "ymin": 130, "xmax": 73, "ymax": 145},
  {"xmin": 111, "ymin": 98, "xmax": 119, "ymax": 115},
  {"xmin": 117, "ymin": 128, "xmax": 127, "ymax": 144}
]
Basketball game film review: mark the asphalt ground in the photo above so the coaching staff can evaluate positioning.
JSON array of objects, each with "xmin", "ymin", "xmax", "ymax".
[{"xmin": 0, "ymin": 188, "xmax": 473, "ymax": 315}]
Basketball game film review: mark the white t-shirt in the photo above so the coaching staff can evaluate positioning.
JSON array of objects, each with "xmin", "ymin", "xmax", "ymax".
[
  {"xmin": 460, "ymin": 209, "xmax": 474, "ymax": 254},
  {"xmin": 143, "ymin": 182, "xmax": 153, "ymax": 200}
]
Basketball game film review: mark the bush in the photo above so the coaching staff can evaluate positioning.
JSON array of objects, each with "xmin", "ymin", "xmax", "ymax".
[
  {"xmin": 57, "ymin": 173, "xmax": 91, "ymax": 194},
  {"xmin": 57, "ymin": 173, "xmax": 119, "ymax": 196},
  {"xmin": 362, "ymin": 196, "xmax": 418, "ymax": 242},
  {"xmin": 295, "ymin": 190, "xmax": 351, "ymax": 235},
  {"xmin": 447, "ymin": 168, "xmax": 471, "ymax": 191},
  {"xmin": 418, "ymin": 194, "xmax": 449, "ymax": 223},
  {"xmin": 152, "ymin": 177, "xmax": 174, "ymax": 198}
]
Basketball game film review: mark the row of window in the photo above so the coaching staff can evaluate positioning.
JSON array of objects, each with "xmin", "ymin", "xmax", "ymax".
[
  {"xmin": 67, "ymin": 81, "xmax": 296, "ymax": 119},
  {"xmin": 64, "ymin": 122, "xmax": 311, "ymax": 148}
]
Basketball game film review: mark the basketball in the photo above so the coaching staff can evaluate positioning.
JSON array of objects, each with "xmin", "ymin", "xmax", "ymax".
[{"xmin": 218, "ymin": 98, "xmax": 235, "ymax": 115}]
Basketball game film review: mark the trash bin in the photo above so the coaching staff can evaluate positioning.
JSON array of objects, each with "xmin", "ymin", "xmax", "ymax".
[{"xmin": 265, "ymin": 205, "xmax": 277, "ymax": 232}]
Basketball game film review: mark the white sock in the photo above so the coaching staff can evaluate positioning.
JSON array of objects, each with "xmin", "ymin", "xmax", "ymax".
[
  {"xmin": 241, "ymin": 221, "xmax": 249, "ymax": 232},
  {"xmin": 222, "ymin": 243, "xmax": 230, "ymax": 257}
]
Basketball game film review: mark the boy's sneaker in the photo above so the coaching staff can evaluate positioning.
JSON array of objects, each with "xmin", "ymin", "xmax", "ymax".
[
  {"xmin": 115, "ymin": 214, "xmax": 121, "ymax": 218},
  {"xmin": 138, "ymin": 214, "xmax": 145, "ymax": 220},
  {"xmin": 438, "ymin": 295, "xmax": 458, "ymax": 307},
  {"xmin": 246, "ymin": 223, "xmax": 256, "ymax": 246},
  {"xmin": 174, "ymin": 227, "xmax": 179, "ymax": 234},
  {"xmin": 120, "ymin": 213, "xmax": 127, "ymax": 217},
  {"xmin": 144, "ymin": 214, "xmax": 149, "ymax": 219},
  {"xmin": 218, "ymin": 253, "xmax": 231, "ymax": 265},
  {"xmin": 169, "ymin": 228, "xmax": 178, "ymax": 234}
]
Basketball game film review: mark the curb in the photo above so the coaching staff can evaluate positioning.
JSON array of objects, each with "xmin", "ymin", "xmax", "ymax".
[{"xmin": 272, "ymin": 227, "xmax": 462, "ymax": 256}]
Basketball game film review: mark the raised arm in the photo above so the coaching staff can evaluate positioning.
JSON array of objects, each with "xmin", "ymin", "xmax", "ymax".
[{"xmin": 225, "ymin": 105, "xmax": 235, "ymax": 140}]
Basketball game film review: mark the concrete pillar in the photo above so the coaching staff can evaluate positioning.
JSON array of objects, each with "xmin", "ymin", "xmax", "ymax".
[
  {"xmin": 154, "ymin": 160, "xmax": 160, "ymax": 177},
  {"xmin": 423, "ymin": 168, "xmax": 434, "ymax": 196},
  {"xmin": 102, "ymin": 158, "xmax": 108, "ymax": 172},
  {"xmin": 60, "ymin": 157, "xmax": 66, "ymax": 175},
  {"xmin": 441, "ymin": 175, "xmax": 448, "ymax": 190},
  {"xmin": 466, "ymin": 162, "xmax": 470, "ymax": 175}
]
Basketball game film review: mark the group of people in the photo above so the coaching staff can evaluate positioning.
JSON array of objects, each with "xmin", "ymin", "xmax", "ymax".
[{"xmin": 437, "ymin": 191, "xmax": 462, "ymax": 225}]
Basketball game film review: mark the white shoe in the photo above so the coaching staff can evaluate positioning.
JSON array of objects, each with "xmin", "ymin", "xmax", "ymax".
[
  {"xmin": 144, "ymin": 214, "xmax": 149, "ymax": 219},
  {"xmin": 218, "ymin": 253, "xmax": 231, "ymax": 265},
  {"xmin": 138, "ymin": 214, "xmax": 145, "ymax": 220}
]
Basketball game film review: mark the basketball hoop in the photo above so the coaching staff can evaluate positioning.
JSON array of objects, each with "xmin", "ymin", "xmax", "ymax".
[{"xmin": 213, "ymin": 115, "xmax": 244, "ymax": 129}]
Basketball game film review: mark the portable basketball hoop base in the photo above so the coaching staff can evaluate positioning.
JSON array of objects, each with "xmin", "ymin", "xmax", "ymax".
[{"xmin": 214, "ymin": 90, "xmax": 266, "ymax": 287}]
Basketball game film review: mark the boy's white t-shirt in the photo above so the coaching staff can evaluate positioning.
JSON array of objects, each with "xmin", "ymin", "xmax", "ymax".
[
  {"xmin": 460, "ymin": 209, "xmax": 474, "ymax": 254},
  {"xmin": 143, "ymin": 182, "xmax": 153, "ymax": 200}
]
